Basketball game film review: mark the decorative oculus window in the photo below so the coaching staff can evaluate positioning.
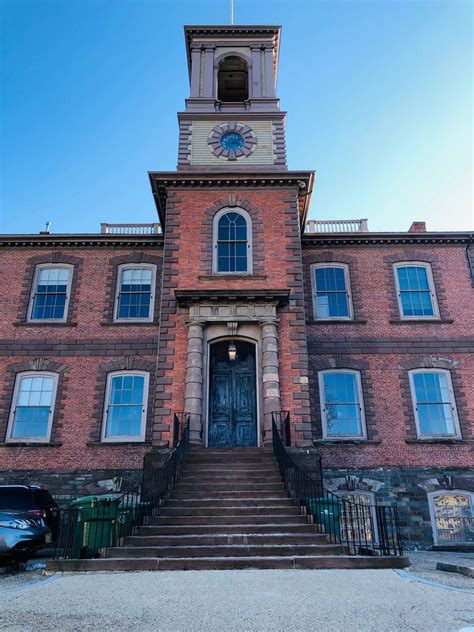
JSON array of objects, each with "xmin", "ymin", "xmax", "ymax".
[
  {"xmin": 114, "ymin": 264, "xmax": 156, "ymax": 322},
  {"xmin": 318, "ymin": 370, "xmax": 367, "ymax": 439},
  {"xmin": 393, "ymin": 262, "xmax": 439, "ymax": 319},
  {"xmin": 207, "ymin": 123, "xmax": 257, "ymax": 160},
  {"xmin": 102, "ymin": 371, "xmax": 149, "ymax": 442},
  {"xmin": 7, "ymin": 372, "xmax": 58, "ymax": 443},
  {"xmin": 311, "ymin": 264, "xmax": 353, "ymax": 320},
  {"xmin": 428, "ymin": 491, "xmax": 474, "ymax": 545},
  {"xmin": 213, "ymin": 208, "xmax": 252, "ymax": 274},
  {"xmin": 408, "ymin": 369, "xmax": 461, "ymax": 438},
  {"xmin": 28, "ymin": 265, "xmax": 73, "ymax": 322}
]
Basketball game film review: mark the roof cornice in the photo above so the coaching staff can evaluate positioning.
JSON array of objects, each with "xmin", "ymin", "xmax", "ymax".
[
  {"xmin": 302, "ymin": 232, "xmax": 473, "ymax": 246},
  {"xmin": 0, "ymin": 234, "xmax": 164, "ymax": 248},
  {"xmin": 148, "ymin": 170, "xmax": 315, "ymax": 228}
]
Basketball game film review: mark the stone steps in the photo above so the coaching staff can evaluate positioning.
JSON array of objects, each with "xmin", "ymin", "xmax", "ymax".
[
  {"xmin": 165, "ymin": 498, "xmax": 292, "ymax": 508},
  {"xmin": 47, "ymin": 555, "xmax": 410, "ymax": 572},
  {"xmin": 107, "ymin": 544, "xmax": 345, "ymax": 558},
  {"xmin": 161, "ymin": 506, "xmax": 300, "ymax": 517},
  {"xmin": 148, "ymin": 514, "xmax": 308, "ymax": 526},
  {"xmin": 136, "ymin": 523, "xmax": 321, "ymax": 536},
  {"xmin": 124, "ymin": 533, "xmax": 331, "ymax": 546}
]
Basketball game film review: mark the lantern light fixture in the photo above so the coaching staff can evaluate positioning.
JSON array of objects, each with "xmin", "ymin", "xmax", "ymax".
[{"xmin": 228, "ymin": 341, "xmax": 237, "ymax": 361}]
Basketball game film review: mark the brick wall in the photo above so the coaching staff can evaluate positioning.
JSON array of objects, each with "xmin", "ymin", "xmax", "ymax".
[
  {"xmin": 0, "ymin": 244, "xmax": 163, "ymax": 472},
  {"xmin": 302, "ymin": 241, "xmax": 474, "ymax": 470}
]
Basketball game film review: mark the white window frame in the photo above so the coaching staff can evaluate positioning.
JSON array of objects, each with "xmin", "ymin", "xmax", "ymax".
[
  {"xmin": 310, "ymin": 263, "xmax": 353, "ymax": 320},
  {"xmin": 318, "ymin": 369, "xmax": 367, "ymax": 440},
  {"xmin": 113, "ymin": 263, "xmax": 156, "ymax": 323},
  {"xmin": 408, "ymin": 368, "xmax": 461, "ymax": 439},
  {"xmin": 6, "ymin": 371, "xmax": 59, "ymax": 444},
  {"xmin": 393, "ymin": 262, "xmax": 439, "ymax": 320},
  {"xmin": 27, "ymin": 264, "xmax": 73, "ymax": 323},
  {"xmin": 212, "ymin": 207, "xmax": 253, "ymax": 275},
  {"xmin": 428, "ymin": 490, "xmax": 474, "ymax": 545},
  {"xmin": 338, "ymin": 490, "xmax": 379, "ymax": 544},
  {"xmin": 101, "ymin": 371, "xmax": 149, "ymax": 443}
]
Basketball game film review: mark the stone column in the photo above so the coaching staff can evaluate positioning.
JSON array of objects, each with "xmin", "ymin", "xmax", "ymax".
[
  {"xmin": 251, "ymin": 47, "xmax": 262, "ymax": 98},
  {"xmin": 260, "ymin": 318, "xmax": 281, "ymax": 444},
  {"xmin": 190, "ymin": 47, "xmax": 202, "ymax": 97},
  {"xmin": 184, "ymin": 319, "xmax": 205, "ymax": 444},
  {"xmin": 203, "ymin": 47, "xmax": 215, "ymax": 97},
  {"xmin": 264, "ymin": 46, "xmax": 275, "ymax": 98}
]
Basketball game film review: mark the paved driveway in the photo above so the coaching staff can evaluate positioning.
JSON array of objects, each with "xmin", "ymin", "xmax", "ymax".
[{"xmin": 0, "ymin": 567, "xmax": 473, "ymax": 632}]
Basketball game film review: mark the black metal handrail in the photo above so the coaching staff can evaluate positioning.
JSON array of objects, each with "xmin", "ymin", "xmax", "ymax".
[
  {"xmin": 272, "ymin": 414, "xmax": 403, "ymax": 556},
  {"xmin": 55, "ymin": 416, "xmax": 190, "ymax": 560}
]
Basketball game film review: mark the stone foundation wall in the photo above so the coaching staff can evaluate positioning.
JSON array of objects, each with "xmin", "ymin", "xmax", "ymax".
[{"xmin": 0, "ymin": 469, "xmax": 144, "ymax": 507}]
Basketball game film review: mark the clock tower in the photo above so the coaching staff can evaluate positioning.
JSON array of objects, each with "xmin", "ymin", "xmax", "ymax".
[{"xmin": 178, "ymin": 25, "xmax": 286, "ymax": 171}]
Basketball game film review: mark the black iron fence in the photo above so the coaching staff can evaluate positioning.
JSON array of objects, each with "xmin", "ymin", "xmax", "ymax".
[
  {"xmin": 272, "ymin": 414, "xmax": 403, "ymax": 556},
  {"xmin": 55, "ymin": 416, "xmax": 190, "ymax": 560}
]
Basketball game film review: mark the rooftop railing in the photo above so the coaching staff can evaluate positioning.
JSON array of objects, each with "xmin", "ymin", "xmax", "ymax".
[
  {"xmin": 305, "ymin": 219, "xmax": 369, "ymax": 233},
  {"xmin": 100, "ymin": 223, "xmax": 162, "ymax": 235}
]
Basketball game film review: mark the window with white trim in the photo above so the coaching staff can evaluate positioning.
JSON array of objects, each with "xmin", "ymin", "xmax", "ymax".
[
  {"xmin": 393, "ymin": 262, "xmax": 439, "ymax": 319},
  {"xmin": 213, "ymin": 208, "xmax": 252, "ymax": 274},
  {"xmin": 102, "ymin": 371, "xmax": 149, "ymax": 442},
  {"xmin": 311, "ymin": 264, "xmax": 353, "ymax": 320},
  {"xmin": 114, "ymin": 264, "xmax": 156, "ymax": 321},
  {"xmin": 408, "ymin": 369, "xmax": 461, "ymax": 438},
  {"xmin": 7, "ymin": 372, "xmax": 58, "ymax": 443},
  {"xmin": 318, "ymin": 370, "xmax": 366, "ymax": 439},
  {"xmin": 338, "ymin": 491, "xmax": 379, "ymax": 544},
  {"xmin": 28, "ymin": 265, "xmax": 72, "ymax": 322},
  {"xmin": 428, "ymin": 491, "xmax": 474, "ymax": 544}
]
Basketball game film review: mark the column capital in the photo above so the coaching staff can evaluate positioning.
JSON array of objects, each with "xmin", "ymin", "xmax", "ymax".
[
  {"xmin": 259, "ymin": 318, "xmax": 279, "ymax": 328},
  {"xmin": 186, "ymin": 319, "xmax": 206, "ymax": 329}
]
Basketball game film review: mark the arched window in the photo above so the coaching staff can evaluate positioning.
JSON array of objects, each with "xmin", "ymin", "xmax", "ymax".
[
  {"xmin": 213, "ymin": 209, "xmax": 252, "ymax": 274},
  {"xmin": 408, "ymin": 369, "xmax": 461, "ymax": 438},
  {"xmin": 101, "ymin": 371, "xmax": 149, "ymax": 442},
  {"xmin": 338, "ymin": 491, "xmax": 379, "ymax": 544},
  {"xmin": 7, "ymin": 372, "xmax": 59, "ymax": 443},
  {"xmin": 428, "ymin": 491, "xmax": 474, "ymax": 545},
  {"xmin": 318, "ymin": 369, "xmax": 367, "ymax": 439},
  {"xmin": 217, "ymin": 56, "xmax": 249, "ymax": 102}
]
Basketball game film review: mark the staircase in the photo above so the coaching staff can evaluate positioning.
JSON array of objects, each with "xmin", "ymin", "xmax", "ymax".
[{"xmin": 48, "ymin": 448, "xmax": 409, "ymax": 571}]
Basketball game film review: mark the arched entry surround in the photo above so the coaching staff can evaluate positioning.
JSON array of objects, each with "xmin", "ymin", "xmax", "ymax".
[{"xmin": 203, "ymin": 324, "xmax": 262, "ymax": 447}]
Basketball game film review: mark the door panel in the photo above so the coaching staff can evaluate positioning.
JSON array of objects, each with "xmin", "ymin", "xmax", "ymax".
[{"xmin": 208, "ymin": 341, "xmax": 257, "ymax": 448}]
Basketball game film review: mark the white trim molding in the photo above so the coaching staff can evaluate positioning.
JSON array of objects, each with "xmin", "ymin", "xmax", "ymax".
[
  {"xmin": 27, "ymin": 263, "xmax": 73, "ymax": 323},
  {"xmin": 393, "ymin": 261, "xmax": 440, "ymax": 320},
  {"xmin": 113, "ymin": 263, "xmax": 156, "ymax": 323},
  {"xmin": 318, "ymin": 369, "xmax": 367, "ymax": 440},
  {"xmin": 101, "ymin": 370, "xmax": 149, "ymax": 443},
  {"xmin": 212, "ymin": 207, "xmax": 253, "ymax": 275},
  {"xmin": 6, "ymin": 371, "xmax": 59, "ymax": 443},
  {"xmin": 310, "ymin": 262, "xmax": 354, "ymax": 320}
]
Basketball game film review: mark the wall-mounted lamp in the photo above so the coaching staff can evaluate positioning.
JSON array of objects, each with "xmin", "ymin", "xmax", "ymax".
[{"xmin": 228, "ymin": 341, "xmax": 237, "ymax": 362}]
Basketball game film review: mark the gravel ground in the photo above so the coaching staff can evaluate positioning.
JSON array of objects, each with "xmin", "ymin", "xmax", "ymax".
[
  {"xmin": 0, "ymin": 561, "xmax": 473, "ymax": 632},
  {"xmin": 406, "ymin": 550, "xmax": 474, "ymax": 590}
]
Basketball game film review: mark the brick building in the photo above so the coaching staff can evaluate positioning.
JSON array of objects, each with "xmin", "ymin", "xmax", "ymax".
[{"xmin": 1, "ymin": 25, "xmax": 473, "ymax": 548}]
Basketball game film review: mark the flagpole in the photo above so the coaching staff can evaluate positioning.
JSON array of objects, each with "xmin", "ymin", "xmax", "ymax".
[{"xmin": 230, "ymin": 0, "xmax": 234, "ymax": 25}]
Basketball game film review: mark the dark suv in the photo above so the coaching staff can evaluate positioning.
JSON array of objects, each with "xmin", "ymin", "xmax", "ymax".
[{"xmin": 0, "ymin": 486, "xmax": 60, "ymax": 540}]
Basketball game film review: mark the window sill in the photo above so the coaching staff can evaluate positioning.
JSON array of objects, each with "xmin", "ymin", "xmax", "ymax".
[
  {"xmin": 313, "ymin": 439, "xmax": 381, "ymax": 445},
  {"xmin": 14, "ymin": 322, "xmax": 77, "ymax": 327},
  {"xmin": 405, "ymin": 438, "xmax": 470, "ymax": 445},
  {"xmin": 100, "ymin": 322, "xmax": 156, "ymax": 327},
  {"xmin": 2, "ymin": 442, "xmax": 62, "ymax": 447},
  {"xmin": 390, "ymin": 319, "xmax": 454, "ymax": 325},
  {"xmin": 86, "ymin": 441, "xmax": 152, "ymax": 447},
  {"xmin": 309, "ymin": 319, "xmax": 367, "ymax": 325},
  {"xmin": 198, "ymin": 274, "xmax": 267, "ymax": 280}
]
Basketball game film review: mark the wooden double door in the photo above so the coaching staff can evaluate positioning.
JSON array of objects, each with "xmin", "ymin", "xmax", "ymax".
[{"xmin": 208, "ymin": 340, "xmax": 257, "ymax": 448}]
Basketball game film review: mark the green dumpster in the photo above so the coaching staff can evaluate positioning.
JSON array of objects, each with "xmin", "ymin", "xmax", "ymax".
[
  {"xmin": 69, "ymin": 495, "xmax": 120, "ymax": 559},
  {"xmin": 303, "ymin": 497, "xmax": 342, "ymax": 539}
]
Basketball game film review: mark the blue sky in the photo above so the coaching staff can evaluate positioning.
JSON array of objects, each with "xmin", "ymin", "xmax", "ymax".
[{"xmin": 0, "ymin": 0, "xmax": 472, "ymax": 234}]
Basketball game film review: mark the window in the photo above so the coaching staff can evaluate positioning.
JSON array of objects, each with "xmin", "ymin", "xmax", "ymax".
[
  {"xmin": 6, "ymin": 372, "xmax": 58, "ymax": 443},
  {"xmin": 217, "ymin": 56, "xmax": 249, "ymax": 102},
  {"xmin": 409, "ymin": 369, "xmax": 461, "ymax": 438},
  {"xmin": 339, "ymin": 492, "xmax": 379, "ymax": 544},
  {"xmin": 213, "ymin": 209, "xmax": 251, "ymax": 274},
  {"xmin": 428, "ymin": 491, "xmax": 474, "ymax": 545},
  {"xmin": 394, "ymin": 263, "xmax": 439, "ymax": 319},
  {"xmin": 28, "ymin": 265, "xmax": 72, "ymax": 322},
  {"xmin": 102, "ymin": 372, "xmax": 149, "ymax": 442},
  {"xmin": 318, "ymin": 370, "xmax": 366, "ymax": 439},
  {"xmin": 114, "ymin": 264, "xmax": 156, "ymax": 321},
  {"xmin": 312, "ymin": 264, "xmax": 352, "ymax": 319}
]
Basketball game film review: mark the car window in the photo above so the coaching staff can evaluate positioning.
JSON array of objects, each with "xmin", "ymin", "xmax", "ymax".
[
  {"xmin": 33, "ymin": 489, "xmax": 57, "ymax": 509},
  {"xmin": 0, "ymin": 487, "xmax": 35, "ymax": 509}
]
